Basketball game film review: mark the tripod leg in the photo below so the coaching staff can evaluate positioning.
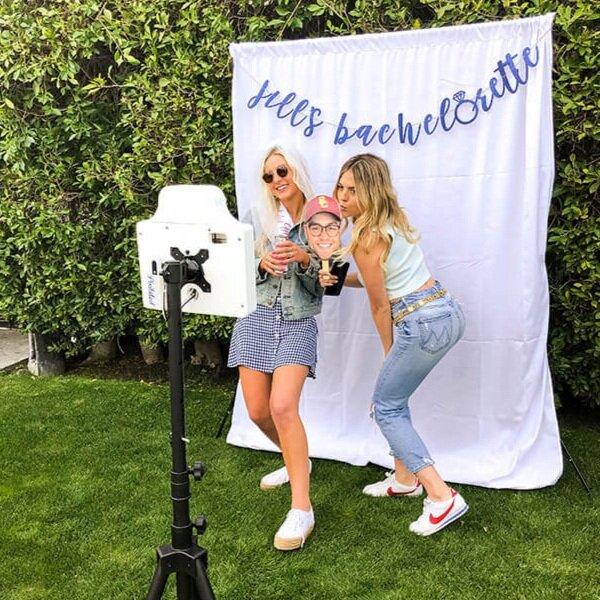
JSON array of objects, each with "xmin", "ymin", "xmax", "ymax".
[
  {"xmin": 146, "ymin": 559, "xmax": 170, "ymax": 600},
  {"xmin": 189, "ymin": 577, "xmax": 201, "ymax": 600},
  {"xmin": 176, "ymin": 572, "xmax": 194, "ymax": 600},
  {"xmin": 193, "ymin": 560, "xmax": 217, "ymax": 600},
  {"xmin": 216, "ymin": 392, "xmax": 236, "ymax": 438},
  {"xmin": 561, "ymin": 439, "xmax": 593, "ymax": 497}
]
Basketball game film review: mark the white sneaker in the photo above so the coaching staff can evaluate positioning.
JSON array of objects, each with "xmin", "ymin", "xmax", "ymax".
[
  {"xmin": 274, "ymin": 508, "xmax": 315, "ymax": 550},
  {"xmin": 260, "ymin": 460, "xmax": 312, "ymax": 491},
  {"xmin": 362, "ymin": 471, "xmax": 423, "ymax": 498},
  {"xmin": 409, "ymin": 489, "xmax": 468, "ymax": 536}
]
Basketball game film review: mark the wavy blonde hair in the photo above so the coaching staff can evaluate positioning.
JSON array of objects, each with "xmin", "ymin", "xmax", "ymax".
[
  {"xmin": 253, "ymin": 143, "xmax": 313, "ymax": 254},
  {"xmin": 334, "ymin": 154, "xmax": 418, "ymax": 267}
]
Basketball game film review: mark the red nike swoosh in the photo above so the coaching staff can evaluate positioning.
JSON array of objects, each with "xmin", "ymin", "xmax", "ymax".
[
  {"xmin": 429, "ymin": 500, "xmax": 455, "ymax": 525},
  {"xmin": 387, "ymin": 483, "xmax": 421, "ymax": 496}
]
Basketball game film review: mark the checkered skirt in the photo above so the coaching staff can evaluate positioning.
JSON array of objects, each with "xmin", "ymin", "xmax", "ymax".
[{"xmin": 227, "ymin": 299, "xmax": 318, "ymax": 378}]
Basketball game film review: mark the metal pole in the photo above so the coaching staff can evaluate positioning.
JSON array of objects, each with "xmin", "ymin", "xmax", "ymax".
[
  {"xmin": 145, "ymin": 258, "xmax": 215, "ymax": 600},
  {"xmin": 165, "ymin": 261, "xmax": 194, "ymax": 550}
]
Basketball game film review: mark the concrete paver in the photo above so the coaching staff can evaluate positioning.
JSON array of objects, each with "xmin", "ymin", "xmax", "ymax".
[{"xmin": 0, "ymin": 328, "xmax": 29, "ymax": 370}]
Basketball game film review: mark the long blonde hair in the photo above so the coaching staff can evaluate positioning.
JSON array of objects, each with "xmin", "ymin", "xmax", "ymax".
[
  {"xmin": 334, "ymin": 154, "xmax": 417, "ymax": 267},
  {"xmin": 253, "ymin": 143, "xmax": 313, "ymax": 254}
]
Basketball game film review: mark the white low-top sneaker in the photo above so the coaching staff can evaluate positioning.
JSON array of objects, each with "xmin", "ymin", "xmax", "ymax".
[
  {"xmin": 274, "ymin": 508, "xmax": 315, "ymax": 550},
  {"xmin": 409, "ymin": 489, "xmax": 468, "ymax": 536},
  {"xmin": 259, "ymin": 460, "xmax": 312, "ymax": 491},
  {"xmin": 362, "ymin": 471, "xmax": 423, "ymax": 497}
]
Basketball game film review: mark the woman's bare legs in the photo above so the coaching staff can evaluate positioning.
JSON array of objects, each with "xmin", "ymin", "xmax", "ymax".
[
  {"xmin": 238, "ymin": 364, "xmax": 311, "ymax": 510},
  {"xmin": 270, "ymin": 365, "xmax": 311, "ymax": 511},
  {"xmin": 238, "ymin": 366, "xmax": 280, "ymax": 447}
]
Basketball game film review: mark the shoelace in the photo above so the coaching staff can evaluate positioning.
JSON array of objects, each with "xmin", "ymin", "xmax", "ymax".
[{"xmin": 284, "ymin": 510, "xmax": 311, "ymax": 533}]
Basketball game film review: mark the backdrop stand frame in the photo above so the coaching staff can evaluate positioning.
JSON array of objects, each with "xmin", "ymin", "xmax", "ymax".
[
  {"xmin": 561, "ymin": 439, "xmax": 592, "ymax": 497},
  {"xmin": 216, "ymin": 393, "xmax": 235, "ymax": 439}
]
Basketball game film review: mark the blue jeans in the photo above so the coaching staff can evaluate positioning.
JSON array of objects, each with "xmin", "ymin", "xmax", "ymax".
[{"xmin": 372, "ymin": 281, "xmax": 466, "ymax": 474}]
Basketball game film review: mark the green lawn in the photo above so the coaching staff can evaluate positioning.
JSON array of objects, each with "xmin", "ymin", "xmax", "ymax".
[{"xmin": 1, "ymin": 369, "xmax": 599, "ymax": 600}]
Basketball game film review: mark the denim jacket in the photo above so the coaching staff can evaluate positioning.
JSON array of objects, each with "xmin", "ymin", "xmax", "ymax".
[{"xmin": 253, "ymin": 221, "xmax": 323, "ymax": 320}]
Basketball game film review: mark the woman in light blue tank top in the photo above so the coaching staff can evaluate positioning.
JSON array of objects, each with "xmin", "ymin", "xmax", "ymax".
[{"xmin": 324, "ymin": 153, "xmax": 468, "ymax": 537}]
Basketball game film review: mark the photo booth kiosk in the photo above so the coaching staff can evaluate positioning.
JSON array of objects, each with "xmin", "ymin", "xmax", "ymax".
[
  {"xmin": 137, "ymin": 184, "xmax": 256, "ymax": 318},
  {"xmin": 136, "ymin": 184, "xmax": 256, "ymax": 600}
]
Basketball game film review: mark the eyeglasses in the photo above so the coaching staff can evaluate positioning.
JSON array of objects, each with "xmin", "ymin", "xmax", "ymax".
[
  {"xmin": 307, "ymin": 222, "xmax": 341, "ymax": 237},
  {"xmin": 262, "ymin": 165, "xmax": 289, "ymax": 184}
]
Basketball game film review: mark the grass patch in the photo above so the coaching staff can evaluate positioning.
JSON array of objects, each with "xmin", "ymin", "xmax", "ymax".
[{"xmin": 1, "ymin": 370, "xmax": 599, "ymax": 599}]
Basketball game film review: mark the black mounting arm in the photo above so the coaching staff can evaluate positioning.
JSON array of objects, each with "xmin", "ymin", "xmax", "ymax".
[{"xmin": 165, "ymin": 247, "xmax": 211, "ymax": 293}]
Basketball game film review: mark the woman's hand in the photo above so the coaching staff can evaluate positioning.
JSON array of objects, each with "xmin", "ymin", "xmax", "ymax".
[
  {"xmin": 258, "ymin": 250, "xmax": 286, "ymax": 277},
  {"xmin": 273, "ymin": 239, "xmax": 310, "ymax": 270},
  {"xmin": 318, "ymin": 269, "xmax": 338, "ymax": 287}
]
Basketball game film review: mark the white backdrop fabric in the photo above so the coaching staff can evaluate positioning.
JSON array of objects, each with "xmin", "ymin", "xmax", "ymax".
[{"xmin": 226, "ymin": 14, "xmax": 562, "ymax": 489}]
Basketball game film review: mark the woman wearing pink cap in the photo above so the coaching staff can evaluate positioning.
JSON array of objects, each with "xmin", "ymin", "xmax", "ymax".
[{"xmin": 228, "ymin": 144, "xmax": 340, "ymax": 550}]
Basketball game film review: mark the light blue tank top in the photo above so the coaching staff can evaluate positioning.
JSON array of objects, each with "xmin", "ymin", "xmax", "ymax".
[{"xmin": 357, "ymin": 225, "xmax": 431, "ymax": 298}]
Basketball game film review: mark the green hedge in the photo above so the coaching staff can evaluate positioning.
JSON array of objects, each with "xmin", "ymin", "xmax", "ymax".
[
  {"xmin": 0, "ymin": 0, "xmax": 236, "ymax": 350},
  {"xmin": 0, "ymin": 0, "xmax": 598, "ymax": 406}
]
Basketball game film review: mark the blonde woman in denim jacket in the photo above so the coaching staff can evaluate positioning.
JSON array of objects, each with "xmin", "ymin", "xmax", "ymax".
[
  {"xmin": 228, "ymin": 144, "xmax": 322, "ymax": 550},
  {"xmin": 324, "ymin": 153, "xmax": 468, "ymax": 537}
]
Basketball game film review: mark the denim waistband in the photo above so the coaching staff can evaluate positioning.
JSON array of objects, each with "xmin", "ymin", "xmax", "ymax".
[{"xmin": 390, "ymin": 280, "xmax": 446, "ymax": 310}]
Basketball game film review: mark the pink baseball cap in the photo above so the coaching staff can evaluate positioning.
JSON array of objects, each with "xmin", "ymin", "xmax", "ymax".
[{"xmin": 304, "ymin": 194, "xmax": 342, "ymax": 222}]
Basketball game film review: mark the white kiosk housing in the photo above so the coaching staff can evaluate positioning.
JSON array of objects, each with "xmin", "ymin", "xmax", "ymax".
[{"xmin": 136, "ymin": 184, "xmax": 256, "ymax": 318}]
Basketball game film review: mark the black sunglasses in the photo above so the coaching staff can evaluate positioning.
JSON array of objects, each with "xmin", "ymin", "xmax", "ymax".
[{"xmin": 262, "ymin": 165, "xmax": 289, "ymax": 184}]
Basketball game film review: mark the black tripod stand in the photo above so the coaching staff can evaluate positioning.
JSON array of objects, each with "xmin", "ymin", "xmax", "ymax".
[{"xmin": 146, "ymin": 252, "xmax": 216, "ymax": 600}]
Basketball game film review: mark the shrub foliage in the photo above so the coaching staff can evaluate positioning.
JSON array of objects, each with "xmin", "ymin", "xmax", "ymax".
[{"xmin": 0, "ymin": 0, "xmax": 598, "ymax": 405}]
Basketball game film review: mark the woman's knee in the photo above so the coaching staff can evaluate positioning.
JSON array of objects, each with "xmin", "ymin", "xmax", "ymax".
[
  {"xmin": 373, "ymin": 398, "xmax": 410, "ymax": 425},
  {"xmin": 246, "ymin": 403, "xmax": 272, "ymax": 429},
  {"xmin": 270, "ymin": 399, "xmax": 298, "ymax": 428}
]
